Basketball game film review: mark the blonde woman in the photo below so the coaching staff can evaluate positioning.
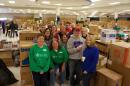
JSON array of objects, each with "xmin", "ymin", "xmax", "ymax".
[{"xmin": 81, "ymin": 36, "xmax": 99, "ymax": 86}]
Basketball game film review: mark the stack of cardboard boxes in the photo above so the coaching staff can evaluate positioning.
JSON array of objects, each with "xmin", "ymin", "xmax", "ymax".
[
  {"xmin": 20, "ymin": 41, "xmax": 34, "ymax": 86},
  {"xmin": 20, "ymin": 31, "xmax": 39, "ymax": 86},
  {"xmin": 89, "ymin": 25, "xmax": 102, "ymax": 35},
  {"xmin": 96, "ymin": 68, "xmax": 122, "ymax": 86},
  {"xmin": 96, "ymin": 40, "xmax": 110, "ymax": 56},
  {"xmin": 108, "ymin": 42, "xmax": 130, "ymax": 86},
  {"xmin": 97, "ymin": 55, "xmax": 107, "ymax": 69}
]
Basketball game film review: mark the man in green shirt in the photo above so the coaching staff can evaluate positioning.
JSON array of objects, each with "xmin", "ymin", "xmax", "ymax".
[{"xmin": 29, "ymin": 34, "xmax": 50, "ymax": 86}]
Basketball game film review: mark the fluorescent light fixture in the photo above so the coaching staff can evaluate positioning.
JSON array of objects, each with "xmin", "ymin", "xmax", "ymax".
[
  {"xmin": 82, "ymin": 6, "xmax": 90, "ymax": 9},
  {"xmin": 42, "ymin": 1, "xmax": 50, "ymax": 4},
  {"xmin": 109, "ymin": 2, "xmax": 120, "ymax": 5},
  {"xmin": 55, "ymin": 4, "xmax": 62, "ymax": 6},
  {"xmin": 100, "ymin": 13, "xmax": 107, "ymax": 16},
  {"xmin": 91, "ymin": 0, "xmax": 101, "ymax": 2},
  {"xmin": 0, "ymin": 3, "xmax": 5, "ymax": 6},
  {"xmin": 27, "ymin": 9, "xmax": 31, "ymax": 13},
  {"xmin": 73, "ymin": 12, "xmax": 79, "ymax": 15},
  {"xmin": 123, "ymin": 10, "xmax": 130, "ymax": 12},
  {"xmin": 80, "ymin": 11, "xmax": 88, "ymax": 15},
  {"xmin": 118, "ymin": 10, "xmax": 130, "ymax": 14},
  {"xmin": 42, "ymin": 10, "xmax": 46, "ymax": 12},
  {"xmin": 90, "ymin": 3, "xmax": 95, "ymax": 6},
  {"xmin": 29, "ymin": 0, "xmax": 35, "ymax": 2},
  {"xmin": 89, "ymin": 10, "xmax": 98, "ymax": 17},
  {"xmin": 0, "ymin": 18, "xmax": 7, "ymax": 20},
  {"xmin": 66, "ymin": 7, "xmax": 73, "ymax": 9},
  {"xmin": 80, "ymin": 11, "xmax": 86, "ymax": 13},
  {"xmin": 9, "ymin": 0, "xmax": 15, "ymax": 4}
]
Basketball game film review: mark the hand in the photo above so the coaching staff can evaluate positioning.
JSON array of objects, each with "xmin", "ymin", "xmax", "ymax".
[
  {"xmin": 77, "ymin": 45, "xmax": 82, "ymax": 52},
  {"xmin": 40, "ymin": 71, "xmax": 44, "ymax": 74},
  {"xmin": 61, "ymin": 63, "xmax": 65, "ymax": 72},
  {"xmin": 83, "ymin": 71, "xmax": 88, "ymax": 74}
]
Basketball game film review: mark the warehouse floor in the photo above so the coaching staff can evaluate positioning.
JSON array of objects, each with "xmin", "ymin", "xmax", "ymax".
[
  {"xmin": 8, "ymin": 67, "xmax": 21, "ymax": 86},
  {"xmin": 8, "ymin": 67, "xmax": 69, "ymax": 86}
]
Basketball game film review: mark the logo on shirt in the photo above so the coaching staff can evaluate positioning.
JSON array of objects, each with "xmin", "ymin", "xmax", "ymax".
[
  {"xmin": 43, "ymin": 49, "xmax": 47, "ymax": 52},
  {"xmin": 73, "ymin": 41, "xmax": 83, "ymax": 48},
  {"xmin": 59, "ymin": 52, "xmax": 63, "ymax": 54}
]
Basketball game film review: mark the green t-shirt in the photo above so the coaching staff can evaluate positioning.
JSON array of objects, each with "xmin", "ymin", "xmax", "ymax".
[
  {"xmin": 50, "ymin": 47, "xmax": 69, "ymax": 68},
  {"xmin": 29, "ymin": 44, "xmax": 50, "ymax": 72}
]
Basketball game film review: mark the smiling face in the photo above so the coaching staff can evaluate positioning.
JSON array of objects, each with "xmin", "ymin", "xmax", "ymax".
[
  {"xmin": 62, "ymin": 35, "xmax": 68, "ymax": 43},
  {"xmin": 37, "ymin": 36, "xmax": 44, "ymax": 47},
  {"xmin": 82, "ymin": 28, "xmax": 88, "ymax": 37},
  {"xmin": 45, "ymin": 29, "xmax": 51, "ymax": 38},
  {"xmin": 74, "ymin": 28, "xmax": 81, "ymax": 37},
  {"xmin": 52, "ymin": 40, "xmax": 59, "ymax": 50},
  {"xmin": 86, "ymin": 36, "xmax": 95, "ymax": 47}
]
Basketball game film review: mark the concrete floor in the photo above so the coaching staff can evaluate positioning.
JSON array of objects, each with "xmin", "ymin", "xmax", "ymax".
[
  {"xmin": 8, "ymin": 67, "xmax": 21, "ymax": 86},
  {"xmin": 8, "ymin": 67, "xmax": 70, "ymax": 86}
]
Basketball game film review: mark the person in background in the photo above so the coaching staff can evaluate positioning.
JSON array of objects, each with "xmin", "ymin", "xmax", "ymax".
[
  {"xmin": 67, "ymin": 27, "xmax": 85, "ymax": 86},
  {"xmin": 9, "ymin": 21, "xmax": 15, "ymax": 38},
  {"xmin": 60, "ymin": 34, "xmax": 70, "ymax": 81},
  {"xmin": 44, "ymin": 28, "xmax": 52, "ymax": 49},
  {"xmin": 65, "ymin": 23, "xmax": 72, "ymax": 37},
  {"xmin": 67, "ymin": 23, "xmax": 75, "ymax": 38},
  {"xmin": 59, "ymin": 25, "xmax": 66, "ymax": 38},
  {"xmin": 81, "ymin": 36, "xmax": 99, "ymax": 86},
  {"xmin": 6, "ymin": 21, "xmax": 11, "ymax": 37},
  {"xmin": 29, "ymin": 34, "xmax": 50, "ymax": 86},
  {"xmin": 39, "ymin": 26, "xmax": 46, "ymax": 33},
  {"xmin": 14, "ymin": 21, "xmax": 18, "ymax": 37},
  {"xmin": 81, "ymin": 27, "xmax": 89, "ymax": 39},
  {"xmin": 51, "ymin": 25, "xmax": 60, "ymax": 41},
  {"xmin": 2, "ymin": 21, "xmax": 6, "ymax": 34},
  {"xmin": 50, "ymin": 39, "xmax": 68, "ymax": 86}
]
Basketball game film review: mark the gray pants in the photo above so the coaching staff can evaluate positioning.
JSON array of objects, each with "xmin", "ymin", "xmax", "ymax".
[{"xmin": 69, "ymin": 59, "xmax": 81, "ymax": 86}]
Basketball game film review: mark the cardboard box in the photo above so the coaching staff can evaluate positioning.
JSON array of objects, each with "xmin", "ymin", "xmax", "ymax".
[
  {"xmin": 96, "ymin": 40, "xmax": 109, "ymax": 56},
  {"xmin": 19, "ymin": 31, "xmax": 40, "ymax": 41},
  {"xmin": 21, "ymin": 67, "xmax": 33, "ymax": 86},
  {"xmin": 0, "ymin": 51, "xmax": 13, "ymax": 66},
  {"xmin": 100, "ymin": 29, "xmax": 116, "ymax": 43},
  {"xmin": 20, "ymin": 41, "xmax": 34, "ymax": 66},
  {"xmin": 107, "ymin": 60, "xmax": 130, "ymax": 86},
  {"xmin": 97, "ymin": 55, "xmax": 107, "ymax": 69},
  {"xmin": 96, "ymin": 68, "xmax": 122, "ymax": 86},
  {"xmin": 89, "ymin": 25, "xmax": 101, "ymax": 35},
  {"xmin": 109, "ymin": 42, "xmax": 130, "ymax": 68}
]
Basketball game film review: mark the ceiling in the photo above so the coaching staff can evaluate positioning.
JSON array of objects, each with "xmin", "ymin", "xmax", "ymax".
[{"xmin": 0, "ymin": 0, "xmax": 130, "ymax": 17}]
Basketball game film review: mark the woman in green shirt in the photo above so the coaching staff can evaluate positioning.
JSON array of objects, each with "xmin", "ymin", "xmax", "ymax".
[
  {"xmin": 29, "ymin": 34, "xmax": 50, "ymax": 86},
  {"xmin": 50, "ymin": 39, "xmax": 69, "ymax": 86}
]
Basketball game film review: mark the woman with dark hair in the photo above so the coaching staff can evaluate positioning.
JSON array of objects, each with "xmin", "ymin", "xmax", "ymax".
[
  {"xmin": 29, "ymin": 34, "xmax": 51, "ymax": 86},
  {"xmin": 60, "ymin": 34, "xmax": 70, "ymax": 81},
  {"xmin": 50, "ymin": 39, "xmax": 68, "ymax": 86},
  {"xmin": 51, "ymin": 25, "xmax": 60, "ymax": 41},
  {"xmin": 44, "ymin": 28, "xmax": 52, "ymax": 48}
]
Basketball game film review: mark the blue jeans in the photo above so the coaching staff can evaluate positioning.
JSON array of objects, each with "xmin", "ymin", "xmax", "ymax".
[
  {"xmin": 69, "ymin": 59, "xmax": 81, "ymax": 86},
  {"xmin": 82, "ymin": 73, "xmax": 95, "ymax": 86},
  {"xmin": 50, "ymin": 64, "xmax": 66, "ymax": 86}
]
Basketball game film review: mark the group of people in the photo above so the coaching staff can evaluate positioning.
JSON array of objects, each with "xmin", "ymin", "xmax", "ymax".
[{"xmin": 29, "ymin": 22, "xmax": 99, "ymax": 86}]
